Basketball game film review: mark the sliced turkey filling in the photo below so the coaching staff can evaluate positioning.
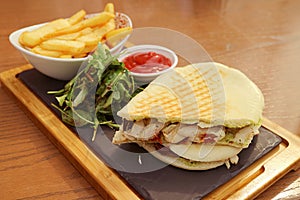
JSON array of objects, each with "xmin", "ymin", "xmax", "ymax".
[{"xmin": 120, "ymin": 118, "xmax": 259, "ymax": 149}]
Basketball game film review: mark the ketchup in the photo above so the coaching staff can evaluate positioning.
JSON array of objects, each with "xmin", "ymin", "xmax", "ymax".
[{"xmin": 123, "ymin": 51, "xmax": 172, "ymax": 73}]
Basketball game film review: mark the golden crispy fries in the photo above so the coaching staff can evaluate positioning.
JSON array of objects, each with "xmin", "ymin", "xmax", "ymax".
[
  {"xmin": 49, "ymin": 12, "xmax": 114, "ymax": 38},
  {"xmin": 40, "ymin": 39, "xmax": 85, "ymax": 55},
  {"xmin": 82, "ymin": 45, "xmax": 97, "ymax": 54},
  {"xmin": 54, "ymin": 31, "xmax": 81, "ymax": 40},
  {"xmin": 93, "ymin": 19, "xmax": 116, "ymax": 40},
  {"xmin": 20, "ymin": 3, "xmax": 131, "ymax": 58},
  {"xmin": 104, "ymin": 3, "xmax": 114, "ymax": 14},
  {"xmin": 68, "ymin": 9, "xmax": 86, "ymax": 25},
  {"xmin": 73, "ymin": 53, "xmax": 88, "ymax": 58},
  {"xmin": 19, "ymin": 32, "xmax": 26, "ymax": 46},
  {"xmin": 60, "ymin": 55, "xmax": 73, "ymax": 58},
  {"xmin": 80, "ymin": 27, "xmax": 93, "ymax": 35},
  {"xmin": 82, "ymin": 12, "xmax": 114, "ymax": 27},
  {"xmin": 31, "ymin": 45, "xmax": 63, "ymax": 57},
  {"xmin": 20, "ymin": 18, "xmax": 71, "ymax": 47},
  {"xmin": 76, "ymin": 32, "xmax": 99, "ymax": 46},
  {"xmin": 54, "ymin": 27, "xmax": 93, "ymax": 40},
  {"xmin": 105, "ymin": 27, "xmax": 132, "ymax": 47}
]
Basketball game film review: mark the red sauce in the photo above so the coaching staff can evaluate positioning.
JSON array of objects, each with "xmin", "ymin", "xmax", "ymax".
[{"xmin": 123, "ymin": 51, "xmax": 172, "ymax": 73}]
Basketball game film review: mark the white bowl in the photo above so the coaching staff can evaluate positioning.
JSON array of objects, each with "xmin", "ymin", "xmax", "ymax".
[
  {"xmin": 9, "ymin": 12, "xmax": 132, "ymax": 81},
  {"xmin": 118, "ymin": 45, "xmax": 178, "ymax": 83}
]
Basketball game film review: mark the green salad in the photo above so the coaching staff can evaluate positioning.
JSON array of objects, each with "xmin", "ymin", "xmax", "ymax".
[{"xmin": 48, "ymin": 44, "xmax": 139, "ymax": 140}]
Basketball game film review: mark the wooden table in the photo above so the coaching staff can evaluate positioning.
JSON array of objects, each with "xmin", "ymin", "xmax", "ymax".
[{"xmin": 1, "ymin": 0, "xmax": 299, "ymax": 199}]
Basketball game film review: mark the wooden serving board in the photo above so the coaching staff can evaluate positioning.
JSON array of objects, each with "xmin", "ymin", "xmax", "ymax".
[{"xmin": 1, "ymin": 65, "xmax": 300, "ymax": 200}]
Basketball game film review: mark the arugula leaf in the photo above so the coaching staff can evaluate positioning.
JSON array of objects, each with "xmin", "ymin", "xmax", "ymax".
[{"xmin": 48, "ymin": 44, "xmax": 137, "ymax": 141}]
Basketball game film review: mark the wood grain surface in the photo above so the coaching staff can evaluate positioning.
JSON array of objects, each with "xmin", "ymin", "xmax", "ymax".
[{"xmin": 1, "ymin": 0, "xmax": 299, "ymax": 199}]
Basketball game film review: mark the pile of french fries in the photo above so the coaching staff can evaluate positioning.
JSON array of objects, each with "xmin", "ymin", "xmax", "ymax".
[{"xmin": 19, "ymin": 3, "xmax": 132, "ymax": 58}]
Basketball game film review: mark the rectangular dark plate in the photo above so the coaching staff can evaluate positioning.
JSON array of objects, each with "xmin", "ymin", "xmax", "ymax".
[{"xmin": 17, "ymin": 69, "xmax": 282, "ymax": 200}]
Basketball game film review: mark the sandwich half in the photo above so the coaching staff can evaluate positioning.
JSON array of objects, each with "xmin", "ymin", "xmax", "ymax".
[{"xmin": 112, "ymin": 62, "xmax": 264, "ymax": 170}]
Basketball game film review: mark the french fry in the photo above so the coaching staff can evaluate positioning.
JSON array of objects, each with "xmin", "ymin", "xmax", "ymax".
[
  {"xmin": 48, "ymin": 12, "xmax": 115, "ymax": 38},
  {"xmin": 76, "ymin": 33, "xmax": 99, "ymax": 46},
  {"xmin": 81, "ymin": 12, "xmax": 114, "ymax": 27},
  {"xmin": 40, "ymin": 39, "xmax": 85, "ymax": 55},
  {"xmin": 104, "ymin": 3, "xmax": 114, "ymax": 14},
  {"xmin": 31, "ymin": 45, "xmax": 63, "ymax": 57},
  {"xmin": 60, "ymin": 55, "xmax": 73, "ymax": 58},
  {"xmin": 54, "ymin": 31, "xmax": 81, "ymax": 40},
  {"xmin": 54, "ymin": 27, "xmax": 93, "ymax": 40},
  {"xmin": 73, "ymin": 53, "xmax": 88, "ymax": 58},
  {"xmin": 93, "ymin": 18, "xmax": 116, "ymax": 40},
  {"xmin": 68, "ymin": 9, "xmax": 86, "ymax": 25},
  {"xmin": 81, "ymin": 44, "xmax": 98, "ymax": 54},
  {"xmin": 19, "ymin": 32, "xmax": 26, "ymax": 46},
  {"xmin": 80, "ymin": 27, "xmax": 93, "ymax": 35},
  {"xmin": 105, "ymin": 27, "xmax": 132, "ymax": 47},
  {"xmin": 20, "ymin": 18, "xmax": 71, "ymax": 47}
]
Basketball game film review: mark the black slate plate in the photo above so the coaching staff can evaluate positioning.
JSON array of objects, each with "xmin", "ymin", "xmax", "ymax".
[{"xmin": 17, "ymin": 69, "xmax": 282, "ymax": 200}]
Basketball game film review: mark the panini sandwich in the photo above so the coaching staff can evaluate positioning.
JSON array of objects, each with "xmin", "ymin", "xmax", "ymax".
[{"xmin": 113, "ymin": 62, "xmax": 264, "ymax": 170}]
